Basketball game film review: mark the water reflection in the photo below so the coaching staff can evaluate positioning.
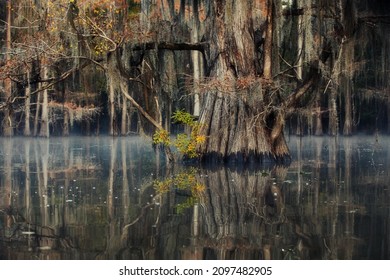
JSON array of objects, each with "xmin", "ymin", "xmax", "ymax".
[{"xmin": 0, "ymin": 136, "xmax": 389, "ymax": 260}]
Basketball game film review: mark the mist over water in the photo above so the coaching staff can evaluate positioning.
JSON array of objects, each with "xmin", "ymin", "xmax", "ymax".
[{"xmin": 0, "ymin": 136, "xmax": 389, "ymax": 260}]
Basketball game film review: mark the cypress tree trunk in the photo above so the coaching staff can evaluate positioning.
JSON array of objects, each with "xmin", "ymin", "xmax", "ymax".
[{"xmin": 196, "ymin": 0, "xmax": 289, "ymax": 163}]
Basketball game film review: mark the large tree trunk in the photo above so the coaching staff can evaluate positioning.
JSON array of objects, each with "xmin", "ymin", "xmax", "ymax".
[{"xmin": 196, "ymin": 0, "xmax": 289, "ymax": 163}]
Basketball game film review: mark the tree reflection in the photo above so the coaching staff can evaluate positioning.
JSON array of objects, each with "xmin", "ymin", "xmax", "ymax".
[{"xmin": 0, "ymin": 137, "xmax": 389, "ymax": 259}]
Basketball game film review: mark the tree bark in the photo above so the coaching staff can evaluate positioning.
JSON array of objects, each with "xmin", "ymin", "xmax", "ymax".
[
  {"xmin": 328, "ymin": 84, "xmax": 338, "ymax": 136},
  {"xmin": 342, "ymin": 40, "xmax": 354, "ymax": 136},
  {"xmin": 24, "ymin": 70, "xmax": 31, "ymax": 136},
  {"xmin": 191, "ymin": 13, "xmax": 202, "ymax": 117},
  {"xmin": 342, "ymin": 76, "xmax": 353, "ymax": 136},
  {"xmin": 314, "ymin": 91, "xmax": 323, "ymax": 136},
  {"xmin": 121, "ymin": 94, "xmax": 128, "ymax": 136},
  {"xmin": 107, "ymin": 57, "xmax": 118, "ymax": 136},
  {"xmin": 195, "ymin": 0, "xmax": 289, "ymax": 163},
  {"xmin": 33, "ymin": 92, "xmax": 41, "ymax": 136},
  {"xmin": 63, "ymin": 108, "xmax": 70, "ymax": 136},
  {"xmin": 39, "ymin": 63, "xmax": 50, "ymax": 137},
  {"xmin": 263, "ymin": 0, "xmax": 273, "ymax": 80},
  {"xmin": 3, "ymin": 0, "xmax": 13, "ymax": 136}
]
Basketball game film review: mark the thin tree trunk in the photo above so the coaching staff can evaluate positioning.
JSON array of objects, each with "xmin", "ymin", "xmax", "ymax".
[
  {"xmin": 24, "ymin": 70, "xmax": 32, "ymax": 136},
  {"xmin": 63, "ymin": 109, "xmax": 70, "ymax": 136},
  {"xmin": 328, "ymin": 83, "xmax": 338, "ymax": 136},
  {"xmin": 191, "ymin": 12, "xmax": 202, "ymax": 117},
  {"xmin": 3, "ymin": 0, "xmax": 13, "ymax": 136},
  {"xmin": 341, "ymin": 1, "xmax": 356, "ymax": 136},
  {"xmin": 33, "ymin": 92, "xmax": 41, "ymax": 136},
  {"xmin": 343, "ymin": 76, "xmax": 353, "ymax": 136},
  {"xmin": 108, "ymin": 75, "xmax": 117, "ymax": 136},
  {"xmin": 296, "ymin": 0, "xmax": 304, "ymax": 81},
  {"xmin": 39, "ymin": 63, "xmax": 50, "ymax": 137},
  {"xmin": 121, "ymin": 95, "xmax": 128, "ymax": 136},
  {"xmin": 314, "ymin": 91, "xmax": 323, "ymax": 136},
  {"xmin": 263, "ymin": 0, "xmax": 273, "ymax": 80}
]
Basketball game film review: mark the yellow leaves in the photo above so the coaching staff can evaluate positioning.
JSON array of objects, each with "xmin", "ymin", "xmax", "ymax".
[
  {"xmin": 160, "ymin": 110, "xmax": 206, "ymax": 159},
  {"xmin": 153, "ymin": 168, "xmax": 206, "ymax": 215},
  {"xmin": 154, "ymin": 168, "xmax": 206, "ymax": 214},
  {"xmin": 152, "ymin": 116, "xmax": 206, "ymax": 158},
  {"xmin": 192, "ymin": 182, "xmax": 205, "ymax": 195},
  {"xmin": 153, "ymin": 129, "xmax": 171, "ymax": 146},
  {"xmin": 195, "ymin": 134, "xmax": 206, "ymax": 144},
  {"xmin": 154, "ymin": 178, "xmax": 173, "ymax": 194}
]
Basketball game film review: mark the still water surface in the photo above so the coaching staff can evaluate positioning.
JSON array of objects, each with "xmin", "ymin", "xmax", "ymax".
[{"xmin": 0, "ymin": 136, "xmax": 389, "ymax": 259}]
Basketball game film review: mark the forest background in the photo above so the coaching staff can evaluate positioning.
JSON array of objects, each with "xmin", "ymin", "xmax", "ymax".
[{"xmin": 1, "ymin": 0, "xmax": 389, "ymax": 163}]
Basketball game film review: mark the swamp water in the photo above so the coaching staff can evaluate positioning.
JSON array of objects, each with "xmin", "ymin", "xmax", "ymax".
[{"xmin": 0, "ymin": 136, "xmax": 389, "ymax": 260}]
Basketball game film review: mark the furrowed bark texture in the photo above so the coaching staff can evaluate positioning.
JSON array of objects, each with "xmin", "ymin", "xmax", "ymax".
[{"xmin": 196, "ymin": 0, "xmax": 289, "ymax": 163}]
